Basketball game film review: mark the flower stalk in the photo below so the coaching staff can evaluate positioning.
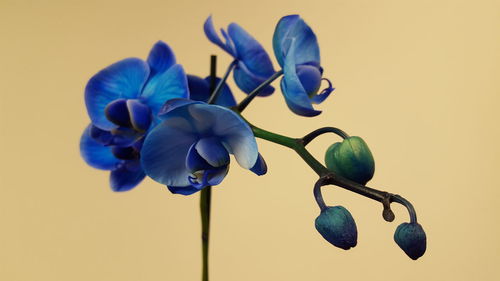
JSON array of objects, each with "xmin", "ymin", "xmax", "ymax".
[{"xmin": 199, "ymin": 55, "xmax": 217, "ymax": 281}]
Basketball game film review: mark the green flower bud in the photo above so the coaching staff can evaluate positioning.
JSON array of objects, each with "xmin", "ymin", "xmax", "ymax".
[
  {"xmin": 394, "ymin": 222, "xmax": 427, "ymax": 260},
  {"xmin": 324, "ymin": 136, "xmax": 375, "ymax": 185},
  {"xmin": 315, "ymin": 206, "xmax": 358, "ymax": 250}
]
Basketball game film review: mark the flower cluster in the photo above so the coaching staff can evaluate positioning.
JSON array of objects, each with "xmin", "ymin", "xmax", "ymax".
[{"xmin": 80, "ymin": 14, "xmax": 425, "ymax": 262}]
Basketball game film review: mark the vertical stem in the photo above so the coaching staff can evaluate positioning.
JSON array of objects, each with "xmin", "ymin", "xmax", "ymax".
[{"xmin": 200, "ymin": 55, "xmax": 216, "ymax": 281}]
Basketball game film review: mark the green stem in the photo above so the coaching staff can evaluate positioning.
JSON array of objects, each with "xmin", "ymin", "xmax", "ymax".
[{"xmin": 242, "ymin": 116, "xmax": 417, "ymax": 223}]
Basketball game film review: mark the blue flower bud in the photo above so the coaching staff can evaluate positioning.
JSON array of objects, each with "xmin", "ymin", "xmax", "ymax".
[
  {"xmin": 315, "ymin": 206, "xmax": 357, "ymax": 250},
  {"xmin": 394, "ymin": 222, "xmax": 427, "ymax": 260},
  {"xmin": 324, "ymin": 136, "xmax": 375, "ymax": 185}
]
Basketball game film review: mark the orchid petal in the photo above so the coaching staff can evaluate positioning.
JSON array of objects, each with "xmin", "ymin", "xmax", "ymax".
[
  {"xmin": 250, "ymin": 153, "xmax": 267, "ymax": 176},
  {"xmin": 104, "ymin": 99, "xmax": 131, "ymax": 127},
  {"xmin": 141, "ymin": 115, "xmax": 198, "ymax": 187},
  {"xmin": 203, "ymin": 16, "xmax": 235, "ymax": 56},
  {"xmin": 147, "ymin": 41, "xmax": 176, "ymax": 78},
  {"xmin": 141, "ymin": 64, "xmax": 189, "ymax": 116},
  {"xmin": 110, "ymin": 160, "xmax": 145, "ymax": 192},
  {"xmin": 195, "ymin": 137, "xmax": 230, "ymax": 167},
  {"xmin": 273, "ymin": 15, "xmax": 320, "ymax": 67},
  {"xmin": 227, "ymin": 23, "xmax": 275, "ymax": 78},
  {"xmin": 233, "ymin": 62, "xmax": 275, "ymax": 96},
  {"xmin": 80, "ymin": 125, "xmax": 120, "ymax": 170},
  {"xmin": 167, "ymin": 184, "xmax": 202, "ymax": 195},
  {"xmin": 85, "ymin": 58, "xmax": 149, "ymax": 130},
  {"xmin": 281, "ymin": 43, "xmax": 321, "ymax": 117},
  {"xmin": 126, "ymin": 99, "xmax": 152, "ymax": 132}
]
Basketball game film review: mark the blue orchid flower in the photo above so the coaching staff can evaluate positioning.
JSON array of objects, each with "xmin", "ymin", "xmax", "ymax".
[
  {"xmin": 273, "ymin": 15, "xmax": 334, "ymax": 117},
  {"xmin": 204, "ymin": 15, "xmax": 276, "ymax": 96},
  {"xmin": 187, "ymin": 74, "xmax": 236, "ymax": 106},
  {"xmin": 81, "ymin": 41, "xmax": 189, "ymax": 191},
  {"xmin": 140, "ymin": 99, "xmax": 267, "ymax": 195}
]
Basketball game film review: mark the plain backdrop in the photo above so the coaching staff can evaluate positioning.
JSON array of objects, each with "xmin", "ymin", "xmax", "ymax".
[{"xmin": 1, "ymin": 0, "xmax": 499, "ymax": 280}]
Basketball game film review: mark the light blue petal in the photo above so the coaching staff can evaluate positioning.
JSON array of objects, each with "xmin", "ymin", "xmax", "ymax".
[
  {"xmin": 141, "ymin": 64, "xmax": 189, "ymax": 116},
  {"xmin": 167, "ymin": 184, "xmax": 202, "ymax": 195},
  {"xmin": 250, "ymin": 153, "xmax": 267, "ymax": 176},
  {"xmin": 188, "ymin": 104, "xmax": 258, "ymax": 168},
  {"xmin": 273, "ymin": 15, "xmax": 300, "ymax": 67},
  {"xmin": 80, "ymin": 125, "xmax": 121, "ymax": 170},
  {"xmin": 227, "ymin": 23, "xmax": 275, "ymax": 78},
  {"xmin": 85, "ymin": 58, "xmax": 150, "ymax": 130},
  {"xmin": 273, "ymin": 15, "xmax": 320, "ymax": 67},
  {"xmin": 195, "ymin": 137, "xmax": 230, "ymax": 167},
  {"xmin": 104, "ymin": 99, "xmax": 131, "ymax": 127},
  {"xmin": 141, "ymin": 114, "xmax": 198, "ymax": 187},
  {"xmin": 186, "ymin": 142, "xmax": 213, "ymax": 172},
  {"xmin": 147, "ymin": 41, "xmax": 176, "ymax": 78},
  {"xmin": 110, "ymin": 160, "xmax": 145, "ymax": 192},
  {"xmin": 233, "ymin": 62, "xmax": 275, "ymax": 96},
  {"xmin": 126, "ymin": 99, "xmax": 152, "ymax": 132},
  {"xmin": 203, "ymin": 16, "xmax": 235, "ymax": 56},
  {"xmin": 158, "ymin": 98, "xmax": 202, "ymax": 117},
  {"xmin": 281, "ymin": 44, "xmax": 322, "ymax": 117}
]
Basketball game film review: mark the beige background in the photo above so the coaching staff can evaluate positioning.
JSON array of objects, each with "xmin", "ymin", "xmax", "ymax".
[{"xmin": 1, "ymin": 0, "xmax": 499, "ymax": 280}]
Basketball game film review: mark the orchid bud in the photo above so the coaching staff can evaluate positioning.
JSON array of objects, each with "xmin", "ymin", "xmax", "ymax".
[
  {"xmin": 315, "ymin": 206, "xmax": 358, "ymax": 250},
  {"xmin": 394, "ymin": 222, "xmax": 427, "ymax": 260},
  {"xmin": 324, "ymin": 136, "xmax": 375, "ymax": 185}
]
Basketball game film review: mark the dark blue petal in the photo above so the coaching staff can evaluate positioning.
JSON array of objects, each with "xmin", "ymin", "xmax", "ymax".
[
  {"xmin": 250, "ymin": 153, "xmax": 267, "ymax": 176},
  {"xmin": 273, "ymin": 15, "xmax": 320, "ymax": 67},
  {"xmin": 80, "ymin": 125, "xmax": 120, "ymax": 170},
  {"xmin": 233, "ymin": 62, "xmax": 275, "ymax": 96},
  {"xmin": 104, "ymin": 99, "xmax": 131, "ymax": 127},
  {"xmin": 158, "ymin": 98, "xmax": 202, "ymax": 117},
  {"xmin": 203, "ymin": 77, "xmax": 237, "ymax": 106},
  {"xmin": 85, "ymin": 58, "xmax": 150, "ymax": 130},
  {"xmin": 204, "ymin": 16, "xmax": 235, "ymax": 56},
  {"xmin": 195, "ymin": 137, "xmax": 230, "ymax": 167},
  {"xmin": 141, "ymin": 64, "xmax": 189, "ymax": 116},
  {"xmin": 111, "ymin": 146, "xmax": 139, "ymax": 160},
  {"xmin": 167, "ymin": 184, "xmax": 202, "ymax": 195},
  {"xmin": 141, "ymin": 114, "xmax": 198, "ymax": 187},
  {"xmin": 296, "ymin": 65, "xmax": 322, "ymax": 97},
  {"xmin": 110, "ymin": 127, "xmax": 142, "ymax": 147},
  {"xmin": 188, "ymin": 75, "xmax": 236, "ymax": 106},
  {"xmin": 147, "ymin": 41, "xmax": 176, "ymax": 78},
  {"xmin": 227, "ymin": 23, "xmax": 275, "ymax": 79},
  {"xmin": 110, "ymin": 160, "xmax": 145, "ymax": 192},
  {"xmin": 187, "ymin": 75, "xmax": 210, "ymax": 101},
  {"xmin": 126, "ymin": 99, "xmax": 152, "ymax": 132},
  {"xmin": 186, "ymin": 142, "xmax": 213, "ymax": 172},
  {"xmin": 281, "ymin": 44, "xmax": 321, "ymax": 117},
  {"xmin": 89, "ymin": 125, "xmax": 113, "ymax": 145}
]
